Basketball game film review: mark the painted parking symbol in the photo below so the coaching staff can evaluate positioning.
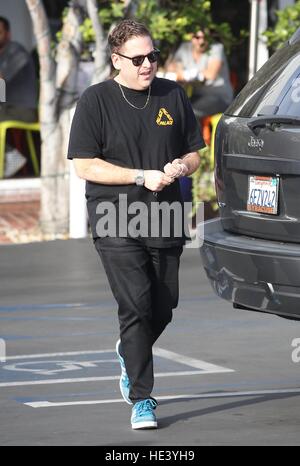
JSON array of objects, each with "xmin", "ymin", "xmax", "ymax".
[
  {"xmin": 3, "ymin": 359, "xmax": 116, "ymax": 376},
  {"xmin": 0, "ymin": 348, "xmax": 234, "ymax": 388}
]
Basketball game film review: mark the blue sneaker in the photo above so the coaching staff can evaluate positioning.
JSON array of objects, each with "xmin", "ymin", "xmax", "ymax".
[
  {"xmin": 116, "ymin": 339, "xmax": 132, "ymax": 405},
  {"xmin": 131, "ymin": 399, "xmax": 158, "ymax": 430}
]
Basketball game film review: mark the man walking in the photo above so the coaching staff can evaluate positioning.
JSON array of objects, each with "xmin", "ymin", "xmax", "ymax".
[{"xmin": 68, "ymin": 19, "xmax": 204, "ymax": 429}]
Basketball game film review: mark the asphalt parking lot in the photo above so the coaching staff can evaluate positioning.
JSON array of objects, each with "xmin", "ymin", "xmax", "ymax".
[{"xmin": 0, "ymin": 238, "xmax": 300, "ymax": 446}]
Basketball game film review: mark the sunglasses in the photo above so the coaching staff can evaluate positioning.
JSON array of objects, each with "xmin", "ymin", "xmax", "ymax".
[{"xmin": 116, "ymin": 48, "xmax": 160, "ymax": 67}]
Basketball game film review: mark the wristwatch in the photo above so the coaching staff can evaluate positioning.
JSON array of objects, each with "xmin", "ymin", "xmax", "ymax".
[{"xmin": 135, "ymin": 169, "xmax": 145, "ymax": 187}]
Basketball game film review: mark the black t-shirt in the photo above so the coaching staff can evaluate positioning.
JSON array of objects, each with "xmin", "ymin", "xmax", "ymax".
[{"xmin": 68, "ymin": 77, "xmax": 205, "ymax": 247}]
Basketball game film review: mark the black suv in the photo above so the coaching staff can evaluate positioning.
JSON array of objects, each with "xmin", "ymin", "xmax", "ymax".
[{"xmin": 200, "ymin": 29, "xmax": 300, "ymax": 321}]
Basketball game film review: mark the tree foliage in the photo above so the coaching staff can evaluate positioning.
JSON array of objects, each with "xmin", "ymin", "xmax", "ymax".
[
  {"xmin": 264, "ymin": 0, "xmax": 300, "ymax": 50},
  {"xmin": 77, "ymin": 0, "xmax": 238, "ymax": 62}
]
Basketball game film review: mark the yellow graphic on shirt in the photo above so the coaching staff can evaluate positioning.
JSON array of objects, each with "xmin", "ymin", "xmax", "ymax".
[{"xmin": 156, "ymin": 108, "xmax": 174, "ymax": 126}]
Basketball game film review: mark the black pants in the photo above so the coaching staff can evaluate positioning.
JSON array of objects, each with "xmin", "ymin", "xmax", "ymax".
[{"xmin": 95, "ymin": 237, "xmax": 183, "ymax": 403}]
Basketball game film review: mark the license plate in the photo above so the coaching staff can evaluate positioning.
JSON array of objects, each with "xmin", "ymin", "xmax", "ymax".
[{"xmin": 247, "ymin": 176, "xmax": 279, "ymax": 215}]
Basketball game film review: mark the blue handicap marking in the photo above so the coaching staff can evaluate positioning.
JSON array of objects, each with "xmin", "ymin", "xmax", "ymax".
[
  {"xmin": 0, "ymin": 352, "xmax": 119, "ymax": 383},
  {"xmin": 0, "ymin": 349, "xmax": 234, "ymax": 394},
  {"xmin": 0, "ymin": 350, "xmax": 197, "ymax": 384}
]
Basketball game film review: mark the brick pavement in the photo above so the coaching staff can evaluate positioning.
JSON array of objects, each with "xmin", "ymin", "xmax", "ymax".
[{"xmin": 0, "ymin": 198, "xmax": 40, "ymax": 244}]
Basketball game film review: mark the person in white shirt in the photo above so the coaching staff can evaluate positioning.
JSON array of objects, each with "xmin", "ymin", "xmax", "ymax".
[{"xmin": 171, "ymin": 29, "xmax": 234, "ymax": 118}]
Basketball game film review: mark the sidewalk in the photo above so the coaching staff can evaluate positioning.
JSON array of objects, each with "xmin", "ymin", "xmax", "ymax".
[{"xmin": 0, "ymin": 179, "xmax": 41, "ymax": 244}]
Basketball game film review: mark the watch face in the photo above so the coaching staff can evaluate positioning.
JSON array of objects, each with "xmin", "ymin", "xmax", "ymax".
[
  {"xmin": 136, "ymin": 172, "xmax": 145, "ymax": 186},
  {"xmin": 136, "ymin": 176, "xmax": 144, "ymax": 186}
]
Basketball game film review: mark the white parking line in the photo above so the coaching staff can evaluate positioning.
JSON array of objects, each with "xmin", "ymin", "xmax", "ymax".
[
  {"xmin": 153, "ymin": 348, "xmax": 230, "ymax": 372},
  {"xmin": 4, "ymin": 349, "xmax": 115, "ymax": 361},
  {"xmin": 25, "ymin": 387, "xmax": 300, "ymax": 408}
]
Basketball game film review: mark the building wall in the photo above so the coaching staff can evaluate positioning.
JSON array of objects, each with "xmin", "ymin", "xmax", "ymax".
[{"xmin": 0, "ymin": 0, "xmax": 35, "ymax": 51}]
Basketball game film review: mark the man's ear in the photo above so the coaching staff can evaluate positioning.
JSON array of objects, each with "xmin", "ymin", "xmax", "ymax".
[{"xmin": 111, "ymin": 53, "xmax": 121, "ymax": 71}]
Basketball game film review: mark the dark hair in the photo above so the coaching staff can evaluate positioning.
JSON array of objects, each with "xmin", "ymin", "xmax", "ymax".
[
  {"xmin": 0, "ymin": 17, "xmax": 10, "ymax": 32},
  {"xmin": 108, "ymin": 19, "xmax": 152, "ymax": 54}
]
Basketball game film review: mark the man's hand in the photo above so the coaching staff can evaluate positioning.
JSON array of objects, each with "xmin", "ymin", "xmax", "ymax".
[
  {"xmin": 164, "ymin": 159, "xmax": 189, "ymax": 179},
  {"xmin": 144, "ymin": 170, "xmax": 175, "ymax": 192}
]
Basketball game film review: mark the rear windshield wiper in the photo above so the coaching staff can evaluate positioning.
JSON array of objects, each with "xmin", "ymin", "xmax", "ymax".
[{"xmin": 248, "ymin": 115, "xmax": 300, "ymax": 134}]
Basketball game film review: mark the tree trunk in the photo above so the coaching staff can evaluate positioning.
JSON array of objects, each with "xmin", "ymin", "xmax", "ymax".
[
  {"xmin": 25, "ymin": 0, "xmax": 58, "ymax": 234},
  {"xmin": 26, "ymin": 0, "xmax": 84, "ymax": 235},
  {"xmin": 86, "ymin": 0, "xmax": 110, "ymax": 84},
  {"xmin": 55, "ymin": 4, "xmax": 84, "ymax": 234}
]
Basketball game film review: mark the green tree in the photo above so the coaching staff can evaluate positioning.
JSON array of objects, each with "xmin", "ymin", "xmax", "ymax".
[
  {"xmin": 264, "ymin": 0, "xmax": 300, "ymax": 50},
  {"xmin": 79, "ymin": 0, "xmax": 237, "ymax": 63}
]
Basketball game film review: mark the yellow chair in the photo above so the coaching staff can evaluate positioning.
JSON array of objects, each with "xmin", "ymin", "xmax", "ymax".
[
  {"xmin": 0, "ymin": 120, "xmax": 40, "ymax": 178},
  {"xmin": 210, "ymin": 113, "xmax": 222, "ymax": 170}
]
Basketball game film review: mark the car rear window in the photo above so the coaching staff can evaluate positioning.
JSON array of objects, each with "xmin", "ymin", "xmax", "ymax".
[{"xmin": 226, "ymin": 41, "xmax": 300, "ymax": 118}]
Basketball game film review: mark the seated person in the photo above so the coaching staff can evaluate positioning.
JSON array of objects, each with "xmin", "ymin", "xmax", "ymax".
[
  {"xmin": 169, "ymin": 28, "xmax": 234, "ymax": 118},
  {"xmin": 0, "ymin": 16, "xmax": 38, "ymax": 123}
]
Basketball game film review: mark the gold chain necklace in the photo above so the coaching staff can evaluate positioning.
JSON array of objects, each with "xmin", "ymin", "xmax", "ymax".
[{"xmin": 118, "ymin": 83, "xmax": 151, "ymax": 110}]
